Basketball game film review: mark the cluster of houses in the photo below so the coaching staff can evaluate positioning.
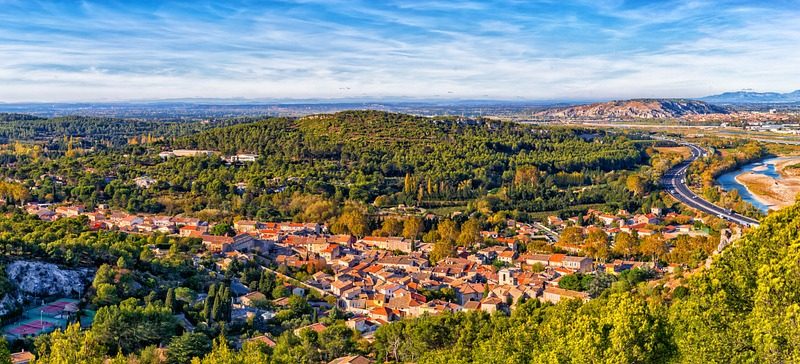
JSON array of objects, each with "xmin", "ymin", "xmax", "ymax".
[
  {"xmin": 23, "ymin": 202, "xmax": 692, "ymax": 348},
  {"xmin": 546, "ymin": 207, "xmax": 709, "ymax": 252}
]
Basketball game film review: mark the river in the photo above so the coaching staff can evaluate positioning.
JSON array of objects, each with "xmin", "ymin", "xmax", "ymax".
[{"xmin": 716, "ymin": 157, "xmax": 788, "ymax": 213}]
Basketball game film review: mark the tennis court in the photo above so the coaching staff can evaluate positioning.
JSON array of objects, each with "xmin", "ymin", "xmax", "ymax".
[
  {"xmin": 4, "ymin": 318, "xmax": 56, "ymax": 337},
  {"xmin": 3, "ymin": 298, "xmax": 79, "ymax": 339},
  {"xmin": 38, "ymin": 298, "xmax": 79, "ymax": 316}
]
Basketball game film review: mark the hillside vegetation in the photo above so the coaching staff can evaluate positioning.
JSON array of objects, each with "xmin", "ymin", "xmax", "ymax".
[
  {"xmin": 0, "ymin": 111, "xmax": 652, "ymax": 220},
  {"xmin": 160, "ymin": 110, "xmax": 646, "ymax": 216}
]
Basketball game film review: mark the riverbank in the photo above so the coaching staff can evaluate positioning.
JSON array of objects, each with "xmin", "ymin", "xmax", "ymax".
[{"xmin": 734, "ymin": 156, "xmax": 800, "ymax": 211}]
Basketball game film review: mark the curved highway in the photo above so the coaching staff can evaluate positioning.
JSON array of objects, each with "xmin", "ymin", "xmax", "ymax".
[{"xmin": 661, "ymin": 141, "xmax": 760, "ymax": 227}]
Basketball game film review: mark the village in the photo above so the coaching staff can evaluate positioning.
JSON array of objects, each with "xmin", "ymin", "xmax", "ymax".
[{"xmin": 15, "ymin": 199, "xmax": 714, "ymax": 347}]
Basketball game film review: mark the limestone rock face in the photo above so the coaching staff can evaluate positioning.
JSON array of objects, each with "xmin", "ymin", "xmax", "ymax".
[
  {"xmin": 0, "ymin": 261, "xmax": 93, "ymax": 316},
  {"xmin": 536, "ymin": 99, "xmax": 728, "ymax": 120}
]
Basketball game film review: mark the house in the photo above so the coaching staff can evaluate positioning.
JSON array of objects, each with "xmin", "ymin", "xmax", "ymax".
[
  {"xmin": 540, "ymin": 286, "xmax": 590, "ymax": 304},
  {"xmin": 331, "ymin": 280, "xmax": 354, "ymax": 296},
  {"xmin": 598, "ymin": 214, "xmax": 618, "ymax": 226},
  {"xmin": 369, "ymin": 306, "xmax": 396, "ymax": 322},
  {"xmin": 240, "ymin": 292, "xmax": 267, "ymax": 307},
  {"xmin": 171, "ymin": 149, "xmax": 215, "ymax": 157},
  {"xmin": 172, "ymin": 217, "xmax": 204, "ymax": 227},
  {"xmin": 234, "ymin": 220, "xmax": 261, "ymax": 233},
  {"xmin": 635, "ymin": 213, "xmax": 660, "ymax": 225},
  {"xmin": 227, "ymin": 233, "xmax": 267, "ymax": 253},
  {"xmin": 118, "ymin": 215, "xmax": 144, "ymax": 229},
  {"xmin": 359, "ymin": 236, "xmax": 415, "ymax": 253},
  {"xmin": 561, "ymin": 256, "xmax": 593, "ymax": 273},
  {"xmin": 346, "ymin": 316, "xmax": 376, "ymax": 333},
  {"xmin": 229, "ymin": 154, "xmax": 259, "ymax": 163},
  {"xmin": 497, "ymin": 250, "xmax": 517, "ymax": 265},
  {"xmin": 246, "ymin": 335, "xmax": 277, "ymax": 348},
  {"xmin": 455, "ymin": 283, "xmax": 485, "ymax": 304},
  {"xmin": 523, "ymin": 254, "xmax": 551, "ymax": 267},
  {"xmin": 548, "ymin": 254, "xmax": 567, "ymax": 267},
  {"xmin": 294, "ymin": 322, "xmax": 328, "ymax": 336},
  {"xmin": 202, "ymin": 235, "xmax": 235, "ymax": 253},
  {"xmin": 56, "ymin": 205, "xmax": 84, "ymax": 217},
  {"xmin": 10, "ymin": 351, "xmax": 35, "ymax": 364},
  {"xmin": 151, "ymin": 215, "xmax": 174, "ymax": 227},
  {"xmin": 328, "ymin": 355, "xmax": 373, "ymax": 364},
  {"xmin": 479, "ymin": 296, "xmax": 507, "ymax": 314},
  {"xmin": 547, "ymin": 216, "xmax": 563, "ymax": 226},
  {"xmin": 462, "ymin": 300, "xmax": 482, "ymax": 311},
  {"xmin": 320, "ymin": 243, "xmax": 341, "ymax": 261},
  {"xmin": 134, "ymin": 176, "xmax": 157, "ymax": 188},
  {"xmin": 35, "ymin": 209, "xmax": 58, "ymax": 221},
  {"xmin": 179, "ymin": 225, "xmax": 207, "ymax": 237}
]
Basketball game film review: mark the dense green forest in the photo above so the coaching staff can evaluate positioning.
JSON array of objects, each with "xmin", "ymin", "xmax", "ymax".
[
  {"xmin": 0, "ymin": 113, "xmax": 257, "ymax": 146},
  {"xmin": 0, "ymin": 111, "xmax": 651, "ymax": 221}
]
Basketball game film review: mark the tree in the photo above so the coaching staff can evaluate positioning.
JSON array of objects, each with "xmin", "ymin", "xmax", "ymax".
[
  {"xmin": 612, "ymin": 232, "xmax": 638, "ymax": 259},
  {"xmin": 165, "ymin": 287, "xmax": 176, "ymax": 313},
  {"xmin": 437, "ymin": 219, "xmax": 459, "ymax": 244},
  {"xmin": 211, "ymin": 291, "xmax": 222, "ymax": 322},
  {"xmin": 583, "ymin": 228, "xmax": 609, "ymax": 261},
  {"xmin": 92, "ymin": 300, "xmax": 177, "ymax": 354},
  {"xmin": 640, "ymin": 233, "xmax": 669, "ymax": 262},
  {"xmin": 318, "ymin": 324, "xmax": 357, "ymax": 361},
  {"xmin": 430, "ymin": 240, "xmax": 454, "ymax": 264},
  {"xmin": 375, "ymin": 218, "xmax": 403, "ymax": 237},
  {"xmin": 168, "ymin": 333, "xmax": 212, "ymax": 364},
  {"xmin": 0, "ymin": 337, "xmax": 10, "ymax": 364},
  {"xmin": 625, "ymin": 175, "xmax": 646, "ymax": 196},
  {"xmin": 210, "ymin": 223, "xmax": 231, "ymax": 236},
  {"xmin": 559, "ymin": 226, "xmax": 584, "ymax": 246},
  {"xmin": 93, "ymin": 263, "xmax": 115, "ymax": 288},
  {"xmin": 513, "ymin": 165, "xmax": 540, "ymax": 187},
  {"xmin": 402, "ymin": 217, "xmax": 423, "ymax": 240},
  {"xmin": 94, "ymin": 283, "xmax": 119, "ymax": 306},
  {"xmin": 457, "ymin": 218, "xmax": 483, "ymax": 247},
  {"xmin": 332, "ymin": 203, "xmax": 369, "ymax": 237},
  {"xmin": 35, "ymin": 324, "xmax": 105, "ymax": 364},
  {"xmin": 192, "ymin": 335, "xmax": 237, "ymax": 364}
]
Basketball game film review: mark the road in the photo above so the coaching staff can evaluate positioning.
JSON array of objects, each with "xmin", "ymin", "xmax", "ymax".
[
  {"xmin": 661, "ymin": 141, "xmax": 760, "ymax": 227},
  {"xmin": 532, "ymin": 222, "xmax": 559, "ymax": 243}
]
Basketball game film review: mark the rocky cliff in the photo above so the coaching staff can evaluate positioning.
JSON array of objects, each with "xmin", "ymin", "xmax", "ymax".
[
  {"xmin": 0, "ymin": 261, "xmax": 93, "ymax": 316},
  {"xmin": 535, "ymin": 99, "xmax": 728, "ymax": 120}
]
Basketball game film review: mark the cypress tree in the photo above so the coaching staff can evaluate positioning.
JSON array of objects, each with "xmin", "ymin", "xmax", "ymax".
[
  {"xmin": 211, "ymin": 293, "xmax": 222, "ymax": 322},
  {"xmin": 165, "ymin": 287, "xmax": 175, "ymax": 313}
]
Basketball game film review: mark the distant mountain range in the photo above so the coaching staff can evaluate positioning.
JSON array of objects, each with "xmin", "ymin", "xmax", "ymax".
[
  {"xmin": 700, "ymin": 90, "xmax": 800, "ymax": 104},
  {"xmin": 535, "ymin": 99, "xmax": 727, "ymax": 120}
]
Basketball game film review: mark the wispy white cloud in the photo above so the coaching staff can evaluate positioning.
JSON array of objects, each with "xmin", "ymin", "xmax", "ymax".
[{"xmin": 0, "ymin": 0, "xmax": 798, "ymax": 102}]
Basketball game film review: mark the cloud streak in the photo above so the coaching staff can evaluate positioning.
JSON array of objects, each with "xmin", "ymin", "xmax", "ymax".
[{"xmin": 0, "ymin": 0, "xmax": 798, "ymax": 102}]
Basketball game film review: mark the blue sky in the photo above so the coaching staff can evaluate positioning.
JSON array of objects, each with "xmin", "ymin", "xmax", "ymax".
[{"xmin": 1, "ymin": 0, "xmax": 799, "ymax": 102}]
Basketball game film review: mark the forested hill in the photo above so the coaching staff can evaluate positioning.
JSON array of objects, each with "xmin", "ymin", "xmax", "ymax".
[
  {"xmin": 372, "ymin": 201, "xmax": 800, "ymax": 362},
  {"xmin": 0, "ymin": 115, "xmax": 259, "ymax": 145},
  {"xmin": 0, "ymin": 113, "xmax": 44, "ymax": 122},
  {"xmin": 170, "ymin": 110, "xmax": 643, "ymax": 174}
]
